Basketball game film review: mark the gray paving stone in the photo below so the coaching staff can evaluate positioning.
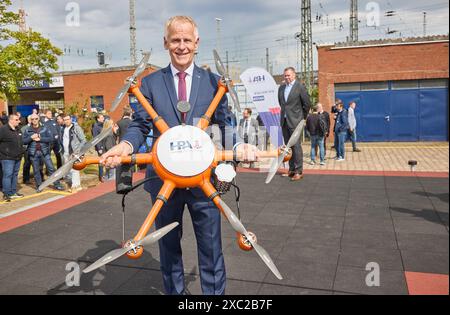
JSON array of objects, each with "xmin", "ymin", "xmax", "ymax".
[
  {"xmin": 401, "ymin": 250, "xmax": 449, "ymax": 274},
  {"xmin": 258, "ymin": 283, "xmax": 332, "ymax": 295},
  {"xmin": 262, "ymin": 259, "xmax": 337, "ymax": 291},
  {"xmin": 338, "ymin": 247, "xmax": 404, "ymax": 271},
  {"xmin": 396, "ymin": 233, "xmax": 449, "ymax": 252},
  {"xmin": 341, "ymin": 229, "xmax": 398, "ymax": 250}
]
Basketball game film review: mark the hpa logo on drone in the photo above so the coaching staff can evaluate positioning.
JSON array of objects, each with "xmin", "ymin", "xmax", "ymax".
[{"xmin": 170, "ymin": 140, "xmax": 203, "ymax": 153}]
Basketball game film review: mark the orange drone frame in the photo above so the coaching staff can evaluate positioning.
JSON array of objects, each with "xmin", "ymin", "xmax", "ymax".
[{"xmin": 42, "ymin": 51, "xmax": 304, "ymax": 280}]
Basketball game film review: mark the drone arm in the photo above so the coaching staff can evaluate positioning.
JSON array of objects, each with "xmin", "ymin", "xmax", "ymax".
[
  {"xmin": 72, "ymin": 153, "xmax": 154, "ymax": 171},
  {"xmin": 215, "ymin": 148, "xmax": 289, "ymax": 162},
  {"xmin": 130, "ymin": 85, "xmax": 170, "ymax": 134},
  {"xmin": 196, "ymin": 80, "xmax": 228, "ymax": 130},
  {"xmin": 133, "ymin": 180, "xmax": 176, "ymax": 242}
]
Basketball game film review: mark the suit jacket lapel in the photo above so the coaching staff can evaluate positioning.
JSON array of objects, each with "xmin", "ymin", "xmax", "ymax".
[
  {"xmin": 187, "ymin": 65, "xmax": 201, "ymax": 124},
  {"xmin": 162, "ymin": 65, "xmax": 181, "ymax": 123},
  {"xmin": 286, "ymin": 81, "xmax": 299, "ymax": 103}
]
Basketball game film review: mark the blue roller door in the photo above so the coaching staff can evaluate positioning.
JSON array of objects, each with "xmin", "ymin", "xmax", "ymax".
[{"xmin": 335, "ymin": 80, "xmax": 448, "ymax": 142}]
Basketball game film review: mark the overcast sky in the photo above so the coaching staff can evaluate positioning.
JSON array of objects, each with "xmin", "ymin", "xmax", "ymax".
[{"xmin": 8, "ymin": 0, "xmax": 450, "ymax": 75}]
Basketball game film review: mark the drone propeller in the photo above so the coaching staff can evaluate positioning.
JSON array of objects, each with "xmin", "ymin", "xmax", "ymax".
[
  {"xmin": 213, "ymin": 49, "xmax": 241, "ymax": 113},
  {"xmin": 265, "ymin": 119, "xmax": 305, "ymax": 184},
  {"xmin": 110, "ymin": 52, "xmax": 151, "ymax": 113},
  {"xmin": 217, "ymin": 199, "xmax": 283, "ymax": 280},
  {"xmin": 83, "ymin": 222, "xmax": 179, "ymax": 273},
  {"xmin": 38, "ymin": 126, "xmax": 113, "ymax": 191}
]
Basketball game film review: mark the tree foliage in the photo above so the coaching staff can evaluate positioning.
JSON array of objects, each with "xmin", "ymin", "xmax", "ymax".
[{"xmin": 0, "ymin": 0, "xmax": 62, "ymax": 100}]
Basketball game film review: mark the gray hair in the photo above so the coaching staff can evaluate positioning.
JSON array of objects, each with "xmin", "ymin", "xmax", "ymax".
[{"xmin": 164, "ymin": 16, "xmax": 199, "ymax": 40}]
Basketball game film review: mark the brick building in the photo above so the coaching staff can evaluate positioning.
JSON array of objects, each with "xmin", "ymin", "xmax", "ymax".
[
  {"xmin": 317, "ymin": 35, "xmax": 449, "ymax": 142},
  {"xmin": 1, "ymin": 64, "xmax": 158, "ymax": 122}
]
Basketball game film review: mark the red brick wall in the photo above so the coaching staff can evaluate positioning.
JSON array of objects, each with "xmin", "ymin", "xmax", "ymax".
[
  {"xmin": 0, "ymin": 99, "xmax": 6, "ymax": 113},
  {"xmin": 317, "ymin": 41, "xmax": 449, "ymax": 115},
  {"xmin": 63, "ymin": 67, "xmax": 156, "ymax": 122}
]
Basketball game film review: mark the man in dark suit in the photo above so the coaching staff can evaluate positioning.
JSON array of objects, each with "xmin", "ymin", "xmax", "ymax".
[
  {"xmin": 101, "ymin": 16, "xmax": 256, "ymax": 295},
  {"xmin": 278, "ymin": 67, "xmax": 311, "ymax": 181}
]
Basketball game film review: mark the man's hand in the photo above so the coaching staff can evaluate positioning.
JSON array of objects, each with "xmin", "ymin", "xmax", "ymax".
[
  {"xmin": 100, "ymin": 142, "xmax": 133, "ymax": 168},
  {"xmin": 236, "ymin": 143, "xmax": 259, "ymax": 162}
]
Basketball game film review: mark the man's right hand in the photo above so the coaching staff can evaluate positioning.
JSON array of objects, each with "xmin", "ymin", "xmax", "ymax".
[{"xmin": 100, "ymin": 142, "xmax": 133, "ymax": 168}]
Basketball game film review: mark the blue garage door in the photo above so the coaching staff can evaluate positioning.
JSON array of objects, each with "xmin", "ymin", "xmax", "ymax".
[{"xmin": 335, "ymin": 79, "xmax": 448, "ymax": 142}]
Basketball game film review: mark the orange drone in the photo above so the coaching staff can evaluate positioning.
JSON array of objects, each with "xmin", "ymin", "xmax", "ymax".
[{"xmin": 40, "ymin": 50, "xmax": 305, "ymax": 281}]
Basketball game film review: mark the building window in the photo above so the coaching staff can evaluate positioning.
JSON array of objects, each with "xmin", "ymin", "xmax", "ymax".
[
  {"xmin": 391, "ymin": 80, "xmax": 419, "ymax": 90},
  {"xmin": 90, "ymin": 96, "xmax": 104, "ymax": 112},
  {"xmin": 35, "ymin": 99, "xmax": 65, "ymax": 111},
  {"xmin": 361, "ymin": 81, "xmax": 389, "ymax": 91},
  {"xmin": 335, "ymin": 83, "xmax": 361, "ymax": 91},
  {"xmin": 420, "ymin": 79, "xmax": 448, "ymax": 89}
]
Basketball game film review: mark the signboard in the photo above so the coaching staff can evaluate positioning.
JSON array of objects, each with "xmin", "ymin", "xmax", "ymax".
[
  {"xmin": 18, "ymin": 76, "xmax": 64, "ymax": 90},
  {"xmin": 240, "ymin": 68, "xmax": 283, "ymax": 146}
]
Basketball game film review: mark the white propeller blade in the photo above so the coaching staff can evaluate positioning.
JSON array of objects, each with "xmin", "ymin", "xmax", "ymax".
[
  {"xmin": 265, "ymin": 119, "xmax": 305, "ymax": 184},
  {"xmin": 83, "ymin": 222, "xmax": 178, "ymax": 274},
  {"xmin": 217, "ymin": 199, "xmax": 283, "ymax": 280},
  {"xmin": 110, "ymin": 52, "xmax": 151, "ymax": 113}
]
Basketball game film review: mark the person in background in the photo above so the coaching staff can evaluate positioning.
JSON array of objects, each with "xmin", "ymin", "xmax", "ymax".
[
  {"xmin": 334, "ymin": 102, "xmax": 349, "ymax": 162},
  {"xmin": 331, "ymin": 99, "xmax": 341, "ymax": 150},
  {"xmin": 61, "ymin": 113, "xmax": 86, "ymax": 193},
  {"xmin": 0, "ymin": 114, "xmax": 25, "ymax": 201},
  {"xmin": 238, "ymin": 108, "xmax": 259, "ymax": 168},
  {"xmin": 100, "ymin": 119, "xmax": 118, "ymax": 180},
  {"xmin": 306, "ymin": 105, "xmax": 326, "ymax": 166},
  {"xmin": 347, "ymin": 101, "xmax": 361, "ymax": 152},
  {"xmin": 21, "ymin": 115, "xmax": 33, "ymax": 185},
  {"xmin": 43, "ymin": 109, "xmax": 63, "ymax": 169},
  {"xmin": 116, "ymin": 107, "xmax": 133, "ymax": 142},
  {"xmin": 22, "ymin": 114, "xmax": 64, "ymax": 193},
  {"xmin": 0, "ymin": 111, "xmax": 8, "ymax": 125},
  {"xmin": 92, "ymin": 113, "xmax": 105, "ymax": 182},
  {"xmin": 316, "ymin": 103, "xmax": 330, "ymax": 158},
  {"xmin": 278, "ymin": 67, "xmax": 311, "ymax": 181}
]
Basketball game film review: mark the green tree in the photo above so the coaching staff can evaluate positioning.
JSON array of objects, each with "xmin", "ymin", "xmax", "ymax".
[{"xmin": 0, "ymin": 0, "xmax": 62, "ymax": 100}]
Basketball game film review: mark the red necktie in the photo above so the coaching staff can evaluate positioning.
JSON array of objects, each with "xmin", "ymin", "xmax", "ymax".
[{"xmin": 177, "ymin": 72, "xmax": 187, "ymax": 122}]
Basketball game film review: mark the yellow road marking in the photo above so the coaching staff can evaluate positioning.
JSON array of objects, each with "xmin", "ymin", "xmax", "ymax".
[{"xmin": 0, "ymin": 190, "xmax": 71, "ymax": 204}]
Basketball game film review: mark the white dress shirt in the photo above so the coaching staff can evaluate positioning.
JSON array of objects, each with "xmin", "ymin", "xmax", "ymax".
[{"xmin": 170, "ymin": 63, "xmax": 195, "ymax": 102}]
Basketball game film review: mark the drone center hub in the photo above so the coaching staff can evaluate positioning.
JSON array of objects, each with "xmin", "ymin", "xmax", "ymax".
[{"xmin": 156, "ymin": 125, "xmax": 215, "ymax": 177}]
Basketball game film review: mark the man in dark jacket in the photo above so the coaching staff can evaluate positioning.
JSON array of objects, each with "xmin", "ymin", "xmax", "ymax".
[
  {"xmin": 92, "ymin": 113, "xmax": 105, "ymax": 182},
  {"xmin": 23, "ymin": 114, "xmax": 64, "ymax": 192},
  {"xmin": 0, "ymin": 114, "xmax": 25, "ymax": 201},
  {"xmin": 334, "ymin": 102, "xmax": 349, "ymax": 161},
  {"xmin": 43, "ymin": 109, "xmax": 63, "ymax": 169},
  {"xmin": 278, "ymin": 67, "xmax": 311, "ymax": 181},
  {"xmin": 116, "ymin": 107, "xmax": 133, "ymax": 142},
  {"xmin": 317, "ymin": 103, "xmax": 330, "ymax": 157},
  {"xmin": 306, "ymin": 106, "xmax": 326, "ymax": 165}
]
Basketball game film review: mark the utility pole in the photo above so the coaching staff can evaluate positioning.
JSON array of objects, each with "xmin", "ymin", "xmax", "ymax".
[
  {"xmin": 350, "ymin": 0, "xmax": 359, "ymax": 42},
  {"xmin": 300, "ymin": 0, "xmax": 313, "ymax": 92},
  {"xmin": 215, "ymin": 18, "xmax": 222, "ymax": 56},
  {"xmin": 266, "ymin": 48, "xmax": 270, "ymax": 73},
  {"xmin": 129, "ymin": 0, "xmax": 137, "ymax": 65},
  {"xmin": 423, "ymin": 12, "xmax": 427, "ymax": 37}
]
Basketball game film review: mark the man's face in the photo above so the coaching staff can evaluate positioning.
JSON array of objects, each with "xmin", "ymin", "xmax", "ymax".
[
  {"xmin": 63, "ymin": 116, "xmax": 72, "ymax": 127},
  {"xmin": 9, "ymin": 116, "xmax": 20, "ymax": 128},
  {"xmin": 46, "ymin": 111, "xmax": 52, "ymax": 120},
  {"xmin": 164, "ymin": 21, "xmax": 199, "ymax": 71},
  {"xmin": 30, "ymin": 115, "xmax": 40, "ymax": 127},
  {"xmin": 57, "ymin": 116, "xmax": 64, "ymax": 125},
  {"xmin": 98, "ymin": 115, "xmax": 105, "ymax": 123},
  {"xmin": 243, "ymin": 110, "xmax": 250, "ymax": 119},
  {"xmin": 317, "ymin": 104, "xmax": 323, "ymax": 112},
  {"xmin": 284, "ymin": 70, "xmax": 296, "ymax": 85}
]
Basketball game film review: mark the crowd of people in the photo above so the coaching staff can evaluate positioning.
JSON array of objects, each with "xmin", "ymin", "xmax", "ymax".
[{"xmin": 0, "ymin": 107, "xmax": 133, "ymax": 202}]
